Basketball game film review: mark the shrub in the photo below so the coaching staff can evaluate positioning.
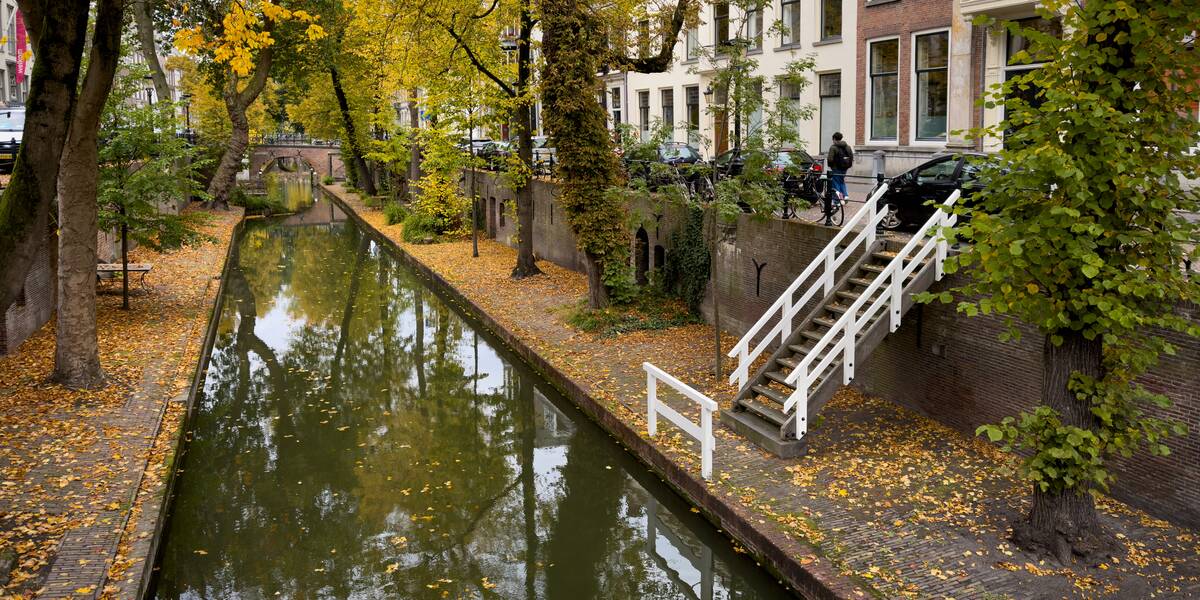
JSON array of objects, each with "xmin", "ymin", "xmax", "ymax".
[
  {"xmin": 229, "ymin": 187, "xmax": 286, "ymax": 215},
  {"xmin": 383, "ymin": 202, "xmax": 408, "ymax": 225},
  {"xmin": 322, "ymin": 175, "xmax": 334, "ymax": 185},
  {"xmin": 401, "ymin": 212, "xmax": 439, "ymax": 243}
]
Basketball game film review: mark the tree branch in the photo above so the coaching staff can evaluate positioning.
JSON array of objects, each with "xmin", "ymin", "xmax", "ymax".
[
  {"xmin": 438, "ymin": 21, "xmax": 515, "ymax": 97},
  {"xmin": 606, "ymin": 0, "xmax": 693, "ymax": 73}
]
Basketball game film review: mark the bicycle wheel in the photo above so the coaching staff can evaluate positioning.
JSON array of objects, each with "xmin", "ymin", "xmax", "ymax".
[{"xmin": 831, "ymin": 199, "xmax": 845, "ymax": 226}]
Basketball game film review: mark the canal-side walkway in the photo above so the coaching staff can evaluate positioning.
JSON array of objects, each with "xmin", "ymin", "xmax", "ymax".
[
  {"xmin": 327, "ymin": 184, "xmax": 1200, "ymax": 600},
  {"xmin": 0, "ymin": 206, "xmax": 241, "ymax": 599}
]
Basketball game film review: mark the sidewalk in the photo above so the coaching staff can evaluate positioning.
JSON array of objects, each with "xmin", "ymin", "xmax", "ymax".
[
  {"xmin": 0, "ymin": 206, "xmax": 241, "ymax": 599},
  {"xmin": 330, "ymin": 184, "xmax": 1200, "ymax": 599}
]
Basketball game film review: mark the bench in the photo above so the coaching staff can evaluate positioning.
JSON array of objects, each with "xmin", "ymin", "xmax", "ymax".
[{"xmin": 96, "ymin": 263, "xmax": 153, "ymax": 288}]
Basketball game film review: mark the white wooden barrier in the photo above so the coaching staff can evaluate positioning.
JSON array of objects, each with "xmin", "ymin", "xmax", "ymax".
[{"xmin": 644, "ymin": 362, "xmax": 718, "ymax": 480}]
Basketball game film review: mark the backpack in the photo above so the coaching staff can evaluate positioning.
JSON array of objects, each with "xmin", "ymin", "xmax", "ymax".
[{"xmin": 838, "ymin": 145, "xmax": 854, "ymax": 170}]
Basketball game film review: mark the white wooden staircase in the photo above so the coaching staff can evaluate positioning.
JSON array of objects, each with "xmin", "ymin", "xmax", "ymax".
[{"xmin": 721, "ymin": 185, "xmax": 960, "ymax": 457}]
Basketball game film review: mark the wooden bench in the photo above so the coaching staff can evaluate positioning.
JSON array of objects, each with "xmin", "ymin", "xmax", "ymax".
[{"xmin": 96, "ymin": 263, "xmax": 153, "ymax": 288}]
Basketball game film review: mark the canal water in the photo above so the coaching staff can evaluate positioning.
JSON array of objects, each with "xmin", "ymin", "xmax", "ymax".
[{"xmin": 152, "ymin": 183, "xmax": 790, "ymax": 599}]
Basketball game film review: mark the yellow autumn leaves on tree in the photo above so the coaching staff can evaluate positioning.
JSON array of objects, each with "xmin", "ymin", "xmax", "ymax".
[{"xmin": 174, "ymin": 1, "xmax": 326, "ymax": 77}]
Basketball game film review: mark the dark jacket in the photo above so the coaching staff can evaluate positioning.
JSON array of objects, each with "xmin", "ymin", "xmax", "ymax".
[{"xmin": 827, "ymin": 140, "xmax": 853, "ymax": 170}]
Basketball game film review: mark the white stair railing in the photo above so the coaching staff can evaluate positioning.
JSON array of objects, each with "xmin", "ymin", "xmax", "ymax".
[
  {"xmin": 644, "ymin": 362, "xmax": 719, "ymax": 480},
  {"xmin": 726, "ymin": 183, "xmax": 893, "ymax": 390},
  {"xmin": 781, "ymin": 190, "xmax": 961, "ymax": 439}
]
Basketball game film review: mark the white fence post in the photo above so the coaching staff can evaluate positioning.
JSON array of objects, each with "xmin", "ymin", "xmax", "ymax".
[
  {"xmin": 647, "ymin": 370, "xmax": 658, "ymax": 437},
  {"xmin": 644, "ymin": 362, "xmax": 719, "ymax": 481}
]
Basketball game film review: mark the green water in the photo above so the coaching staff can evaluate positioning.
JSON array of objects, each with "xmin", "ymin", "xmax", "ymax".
[{"xmin": 152, "ymin": 185, "xmax": 791, "ymax": 599}]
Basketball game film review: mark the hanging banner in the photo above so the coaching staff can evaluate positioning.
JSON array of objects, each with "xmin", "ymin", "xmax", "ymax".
[{"xmin": 15, "ymin": 9, "xmax": 26, "ymax": 85}]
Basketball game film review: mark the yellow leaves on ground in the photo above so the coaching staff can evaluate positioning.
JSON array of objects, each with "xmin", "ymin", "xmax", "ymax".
[{"xmin": 0, "ymin": 205, "xmax": 240, "ymax": 598}]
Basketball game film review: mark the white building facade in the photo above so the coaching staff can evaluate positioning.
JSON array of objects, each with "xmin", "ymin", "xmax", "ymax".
[{"xmin": 603, "ymin": 0, "xmax": 858, "ymax": 160}]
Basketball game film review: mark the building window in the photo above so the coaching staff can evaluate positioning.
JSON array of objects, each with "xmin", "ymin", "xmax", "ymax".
[
  {"xmin": 914, "ymin": 32, "xmax": 949, "ymax": 141},
  {"xmin": 661, "ymin": 88, "xmax": 675, "ymax": 132},
  {"xmin": 714, "ymin": 1, "xmax": 730, "ymax": 49},
  {"xmin": 781, "ymin": 0, "xmax": 801, "ymax": 45},
  {"xmin": 611, "ymin": 87, "xmax": 622, "ymax": 124},
  {"xmin": 638, "ymin": 90, "xmax": 651, "ymax": 138},
  {"xmin": 780, "ymin": 80, "xmax": 802, "ymax": 136},
  {"xmin": 1004, "ymin": 18, "xmax": 1061, "ymax": 140},
  {"xmin": 686, "ymin": 85, "xmax": 700, "ymax": 143},
  {"xmin": 819, "ymin": 73, "xmax": 841, "ymax": 146},
  {"xmin": 686, "ymin": 27, "xmax": 700, "ymax": 59},
  {"xmin": 745, "ymin": 7, "xmax": 763, "ymax": 49},
  {"xmin": 748, "ymin": 81, "xmax": 763, "ymax": 137},
  {"xmin": 821, "ymin": 0, "xmax": 841, "ymax": 41},
  {"xmin": 637, "ymin": 19, "xmax": 651, "ymax": 58},
  {"xmin": 869, "ymin": 39, "xmax": 899, "ymax": 140}
]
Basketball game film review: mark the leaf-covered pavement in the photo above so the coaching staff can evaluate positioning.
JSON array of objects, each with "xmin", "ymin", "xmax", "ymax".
[
  {"xmin": 0, "ymin": 205, "xmax": 241, "ymax": 598},
  {"xmin": 333, "ymin": 185, "xmax": 1200, "ymax": 599}
]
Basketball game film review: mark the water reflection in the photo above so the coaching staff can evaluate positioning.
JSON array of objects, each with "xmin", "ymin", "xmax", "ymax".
[{"xmin": 153, "ymin": 197, "xmax": 790, "ymax": 599}]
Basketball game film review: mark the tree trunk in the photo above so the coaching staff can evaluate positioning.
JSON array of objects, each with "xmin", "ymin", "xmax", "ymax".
[
  {"xmin": 583, "ymin": 253, "xmax": 609, "ymax": 309},
  {"xmin": 206, "ymin": 48, "xmax": 273, "ymax": 209},
  {"xmin": 330, "ymin": 65, "xmax": 376, "ymax": 196},
  {"xmin": 50, "ymin": 0, "xmax": 124, "ymax": 389},
  {"xmin": 0, "ymin": 0, "xmax": 89, "ymax": 314},
  {"xmin": 1011, "ymin": 330, "xmax": 1111, "ymax": 564},
  {"xmin": 132, "ymin": 0, "xmax": 171, "ymax": 103},
  {"xmin": 510, "ymin": 1, "xmax": 541, "ymax": 279},
  {"xmin": 407, "ymin": 90, "xmax": 422, "ymax": 189},
  {"xmin": 207, "ymin": 97, "xmax": 250, "ymax": 210}
]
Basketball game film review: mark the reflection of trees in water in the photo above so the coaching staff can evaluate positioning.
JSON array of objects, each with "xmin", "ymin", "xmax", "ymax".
[{"xmin": 157, "ymin": 221, "xmax": 782, "ymax": 600}]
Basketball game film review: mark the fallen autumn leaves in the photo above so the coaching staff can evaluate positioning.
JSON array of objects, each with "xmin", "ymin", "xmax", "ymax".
[{"xmin": 0, "ymin": 205, "xmax": 240, "ymax": 598}]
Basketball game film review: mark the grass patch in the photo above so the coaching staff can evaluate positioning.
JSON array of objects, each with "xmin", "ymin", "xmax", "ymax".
[{"xmin": 566, "ymin": 293, "xmax": 700, "ymax": 336}]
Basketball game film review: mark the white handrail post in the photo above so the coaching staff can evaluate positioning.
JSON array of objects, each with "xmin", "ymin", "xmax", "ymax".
[
  {"xmin": 935, "ymin": 211, "xmax": 948, "ymax": 281},
  {"xmin": 823, "ymin": 251, "xmax": 835, "ymax": 296},
  {"xmin": 890, "ymin": 265, "xmax": 903, "ymax": 332},
  {"xmin": 647, "ymin": 371, "xmax": 658, "ymax": 437},
  {"xmin": 865, "ymin": 192, "xmax": 877, "ymax": 247},
  {"xmin": 795, "ymin": 393, "xmax": 808, "ymax": 439},
  {"xmin": 736, "ymin": 345, "xmax": 748, "ymax": 390},
  {"xmin": 843, "ymin": 320, "xmax": 856, "ymax": 384},
  {"xmin": 701, "ymin": 408, "xmax": 713, "ymax": 480},
  {"xmin": 782, "ymin": 293, "xmax": 793, "ymax": 345}
]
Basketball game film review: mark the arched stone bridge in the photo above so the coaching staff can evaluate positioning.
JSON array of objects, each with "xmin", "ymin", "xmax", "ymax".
[{"xmin": 249, "ymin": 143, "xmax": 346, "ymax": 179}]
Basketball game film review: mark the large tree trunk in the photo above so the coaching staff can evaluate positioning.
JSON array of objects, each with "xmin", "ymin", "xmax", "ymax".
[
  {"xmin": 1011, "ymin": 330, "xmax": 1111, "ymax": 564},
  {"xmin": 0, "ymin": 0, "xmax": 89, "ymax": 314},
  {"xmin": 206, "ymin": 96, "xmax": 249, "ymax": 210},
  {"xmin": 132, "ymin": 0, "xmax": 171, "ymax": 103},
  {"xmin": 510, "ymin": 1, "xmax": 541, "ymax": 279},
  {"xmin": 206, "ymin": 48, "xmax": 274, "ymax": 209},
  {"xmin": 330, "ymin": 65, "xmax": 376, "ymax": 196},
  {"xmin": 51, "ymin": 0, "xmax": 124, "ymax": 389}
]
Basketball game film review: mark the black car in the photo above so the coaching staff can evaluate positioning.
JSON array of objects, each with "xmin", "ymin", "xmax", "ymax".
[
  {"xmin": 624, "ymin": 142, "xmax": 705, "ymax": 187},
  {"xmin": 713, "ymin": 148, "xmax": 823, "ymax": 201},
  {"xmin": 476, "ymin": 140, "xmax": 511, "ymax": 169},
  {"xmin": 875, "ymin": 152, "xmax": 988, "ymax": 230}
]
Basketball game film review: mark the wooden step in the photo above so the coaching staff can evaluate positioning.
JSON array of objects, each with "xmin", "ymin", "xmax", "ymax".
[
  {"xmin": 788, "ymin": 343, "xmax": 814, "ymax": 355},
  {"xmin": 800, "ymin": 328, "xmax": 838, "ymax": 343},
  {"xmin": 825, "ymin": 304, "xmax": 867, "ymax": 317},
  {"xmin": 872, "ymin": 251, "xmax": 929, "ymax": 264},
  {"xmin": 860, "ymin": 263, "xmax": 888, "ymax": 274},
  {"xmin": 751, "ymin": 384, "xmax": 788, "ymax": 405},
  {"xmin": 813, "ymin": 315, "xmax": 839, "ymax": 329},
  {"xmin": 738, "ymin": 396, "xmax": 787, "ymax": 426},
  {"xmin": 837, "ymin": 288, "xmax": 885, "ymax": 303},
  {"xmin": 764, "ymin": 370, "xmax": 796, "ymax": 388}
]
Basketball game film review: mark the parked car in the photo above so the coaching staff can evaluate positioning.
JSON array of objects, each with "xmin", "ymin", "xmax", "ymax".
[
  {"xmin": 530, "ymin": 136, "xmax": 556, "ymax": 175},
  {"xmin": 457, "ymin": 137, "xmax": 492, "ymax": 156},
  {"xmin": 874, "ymin": 151, "xmax": 989, "ymax": 230},
  {"xmin": 624, "ymin": 142, "xmax": 705, "ymax": 184},
  {"xmin": 0, "ymin": 107, "xmax": 24, "ymax": 174},
  {"xmin": 476, "ymin": 140, "xmax": 511, "ymax": 169},
  {"xmin": 713, "ymin": 148, "xmax": 823, "ymax": 202}
]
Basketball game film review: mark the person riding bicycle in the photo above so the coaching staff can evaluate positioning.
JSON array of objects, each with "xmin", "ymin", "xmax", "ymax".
[{"xmin": 825, "ymin": 132, "xmax": 853, "ymax": 202}]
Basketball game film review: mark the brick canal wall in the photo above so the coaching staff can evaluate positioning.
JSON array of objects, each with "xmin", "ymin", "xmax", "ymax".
[
  {"xmin": 462, "ymin": 171, "xmax": 1200, "ymax": 528},
  {"xmin": 1, "ymin": 233, "xmax": 55, "ymax": 355}
]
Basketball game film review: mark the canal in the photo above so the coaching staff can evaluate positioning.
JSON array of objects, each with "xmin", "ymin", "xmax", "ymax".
[{"xmin": 152, "ymin": 182, "xmax": 791, "ymax": 599}]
